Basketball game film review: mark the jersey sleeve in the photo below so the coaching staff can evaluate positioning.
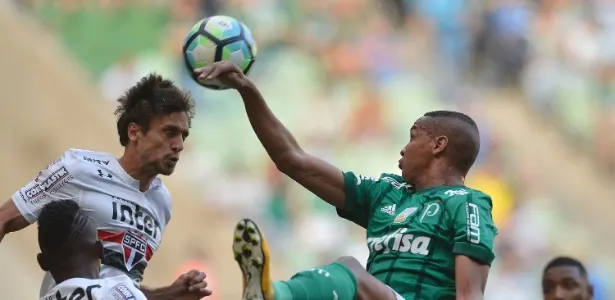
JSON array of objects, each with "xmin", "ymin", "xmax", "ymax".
[
  {"xmin": 336, "ymin": 172, "xmax": 392, "ymax": 228},
  {"xmin": 447, "ymin": 191, "xmax": 498, "ymax": 266},
  {"xmin": 11, "ymin": 149, "xmax": 83, "ymax": 223},
  {"xmin": 107, "ymin": 283, "xmax": 147, "ymax": 300}
]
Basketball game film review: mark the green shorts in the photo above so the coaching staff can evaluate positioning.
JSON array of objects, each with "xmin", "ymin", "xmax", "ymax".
[{"xmin": 287, "ymin": 262, "xmax": 358, "ymax": 299}]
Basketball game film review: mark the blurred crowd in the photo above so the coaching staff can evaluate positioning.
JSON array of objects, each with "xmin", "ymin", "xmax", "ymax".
[{"xmin": 11, "ymin": 0, "xmax": 615, "ymax": 298}]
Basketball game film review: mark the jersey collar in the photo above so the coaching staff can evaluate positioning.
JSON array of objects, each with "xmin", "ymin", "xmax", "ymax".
[{"xmin": 112, "ymin": 159, "xmax": 163, "ymax": 191}]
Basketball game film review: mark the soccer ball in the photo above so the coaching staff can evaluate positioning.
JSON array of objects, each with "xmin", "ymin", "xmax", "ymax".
[{"xmin": 183, "ymin": 16, "xmax": 257, "ymax": 90}]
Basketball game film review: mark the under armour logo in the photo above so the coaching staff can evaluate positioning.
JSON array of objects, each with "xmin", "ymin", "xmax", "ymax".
[{"xmin": 97, "ymin": 169, "xmax": 113, "ymax": 179}]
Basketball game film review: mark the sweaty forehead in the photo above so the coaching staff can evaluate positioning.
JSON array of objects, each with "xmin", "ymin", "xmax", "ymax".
[{"xmin": 544, "ymin": 266, "xmax": 585, "ymax": 282}]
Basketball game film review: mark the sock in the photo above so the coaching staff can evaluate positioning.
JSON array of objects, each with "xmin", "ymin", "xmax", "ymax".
[{"xmin": 272, "ymin": 262, "xmax": 358, "ymax": 300}]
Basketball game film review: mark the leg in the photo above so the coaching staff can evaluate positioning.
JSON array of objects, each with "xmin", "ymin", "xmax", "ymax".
[
  {"xmin": 336, "ymin": 256, "xmax": 403, "ymax": 300},
  {"xmin": 233, "ymin": 218, "xmax": 275, "ymax": 300},
  {"xmin": 233, "ymin": 219, "xmax": 400, "ymax": 300}
]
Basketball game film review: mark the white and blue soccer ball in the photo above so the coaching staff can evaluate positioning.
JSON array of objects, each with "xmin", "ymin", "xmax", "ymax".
[{"xmin": 183, "ymin": 15, "xmax": 257, "ymax": 90}]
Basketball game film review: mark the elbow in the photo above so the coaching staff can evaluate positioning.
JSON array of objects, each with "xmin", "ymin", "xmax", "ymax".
[{"xmin": 273, "ymin": 150, "xmax": 307, "ymax": 175}]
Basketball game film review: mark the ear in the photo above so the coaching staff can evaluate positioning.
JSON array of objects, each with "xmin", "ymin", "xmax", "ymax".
[
  {"xmin": 432, "ymin": 135, "xmax": 448, "ymax": 155},
  {"xmin": 37, "ymin": 253, "xmax": 49, "ymax": 271},
  {"xmin": 588, "ymin": 284, "xmax": 594, "ymax": 297},
  {"xmin": 127, "ymin": 122, "xmax": 143, "ymax": 142}
]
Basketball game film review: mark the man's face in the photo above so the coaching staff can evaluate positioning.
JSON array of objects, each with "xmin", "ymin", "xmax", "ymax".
[
  {"xmin": 398, "ymin": 118, "xmax": 434, "ymax": 183},
  {"xmin": 136, "ymin": 112, "xmax": 189, "ymax": 176},
  {"xmin": 543, "ymin": 266, "xmax": 593, "ymax": 300}
]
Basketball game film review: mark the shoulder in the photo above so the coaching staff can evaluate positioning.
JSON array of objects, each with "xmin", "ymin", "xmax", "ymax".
[
  {"xmin": 103, "ymin": 275, "xmax": 142, "ymax": 298},
  {"xmin": 46, "ymin": 149, "xmax": 116, "ymax": 184},
  {"xmin": 65, "ymin": 148, "xmax": 115, "ymax": 168},
  {"xmin": 440, "ymin": 187, "xmax": 492, "ymax": 210},
  {"xmin": 346, "ymin": 171, "xmax": 410, "ymax": 190},
  {"xmin": 377, "ymin": 173, "xmax": 410, "ymax": 189},
  {"xmin": 107, "ymin": 282, "xmax": 144, "ymax": 300}
]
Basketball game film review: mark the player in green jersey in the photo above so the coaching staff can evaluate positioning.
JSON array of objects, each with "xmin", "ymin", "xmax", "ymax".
[{"xmin": 196, "ymin": 62, "xmax": 498, "ymax": 299}]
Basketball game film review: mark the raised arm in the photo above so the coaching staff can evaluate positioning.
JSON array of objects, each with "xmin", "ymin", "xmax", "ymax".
[
  {"xmin": 196, "ymin": 63, "xmax": 347, "ymax": 209},
  {"xmin": 0, "ymin": 200, "xmax": 30, "ymax": 243}
]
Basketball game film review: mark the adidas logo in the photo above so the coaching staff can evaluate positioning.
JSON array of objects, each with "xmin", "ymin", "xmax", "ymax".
[{"xmin": 380, "ymin": 204, "xmax": 396, "ymax": 216}]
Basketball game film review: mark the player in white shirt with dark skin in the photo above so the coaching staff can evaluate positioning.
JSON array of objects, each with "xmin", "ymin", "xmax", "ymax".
[
  {"xmin": 0, "ymin": 74, "xmax": 211, "ymax": 299},
  {"xmin": 38, "ymin": 199, "xmax": 147, "ymax": 300}
]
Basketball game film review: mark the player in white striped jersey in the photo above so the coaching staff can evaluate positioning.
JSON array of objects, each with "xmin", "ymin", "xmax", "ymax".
[
  {"xmin": 38, "ymin": 200, "xmax": 147, "ymax": 300},
  {"xmin": 0, "ymin": 74, "xmax": 211, "ymax": 299}
]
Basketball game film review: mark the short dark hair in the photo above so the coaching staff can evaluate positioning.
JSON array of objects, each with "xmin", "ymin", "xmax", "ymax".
[
  {"xmin": 115, "ymin": 73, "xmax": 195, "ymax": 146},
  {"xmin": 38, "ymin": 200, "xmax": 82, "ymax": 257},
  {"xmin": 423, "ymin": 110, "xmax": 480, "ymax": 174},
  {"xmin": 543, "ymin": 256, "xmax": 588, "ymax": 278}
]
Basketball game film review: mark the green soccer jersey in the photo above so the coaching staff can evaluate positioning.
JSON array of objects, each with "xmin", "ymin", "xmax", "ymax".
[{"xmin": 337, "ymin": 172, "xmax": 498, "ymax": 300}]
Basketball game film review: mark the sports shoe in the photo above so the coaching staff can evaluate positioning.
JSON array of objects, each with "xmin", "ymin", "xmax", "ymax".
[{"xmin": 233, "ymin": 218, "xmax": 274, "ymax": 300}]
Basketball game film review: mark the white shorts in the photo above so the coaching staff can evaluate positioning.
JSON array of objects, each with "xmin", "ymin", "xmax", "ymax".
[{"xmin": 387, "ymin": 285, "xmax": 406, "ymax": 300}]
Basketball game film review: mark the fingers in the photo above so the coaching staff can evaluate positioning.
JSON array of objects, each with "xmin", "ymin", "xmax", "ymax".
[
  {"xmin": 196, "ymin": 288, "xmax": 213, "ymax": 297},
  {"xmin": 194, "ymin": 61, "xmax": 241, "ymax": 80},
  {"xmin": 195, "ymin": 66, "xmax": 214, "ymax": 80},
  {"xmin": 188, "ymin": 280, "xmax": 208, "ymax": 292},
  {"xmin": 190, "ymin": 271, "xmax": 206, "ymax": 285},
  {"xmin": 177, "ymin": 269, "xmax": 202, "ymax": 285}
]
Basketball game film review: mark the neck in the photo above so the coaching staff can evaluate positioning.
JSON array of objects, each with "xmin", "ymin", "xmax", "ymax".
[
  {"xmin": 52, "ymin": 266, "xmax": 99, "ymax": 284},
  {"xmin": 412, "ymin": 167, "xmax": 465, "ymax": 191},
  {"xmin": 119, "ymin": 149, "xmax": 155, "ymax": 192}
]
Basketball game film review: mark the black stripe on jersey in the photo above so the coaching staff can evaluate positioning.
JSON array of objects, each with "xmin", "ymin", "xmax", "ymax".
[
  {"xmin": 102, "ymin": 249, "xmax": 146, "ymax": 283},
  {"xmin": 413, "ymin": 200, "xmax": 448, "ymax": 299}
]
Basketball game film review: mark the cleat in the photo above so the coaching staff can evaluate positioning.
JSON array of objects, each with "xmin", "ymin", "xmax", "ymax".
[{"xmin": 233, "ymin": 218, "xmax": 274, "ymax": 300}]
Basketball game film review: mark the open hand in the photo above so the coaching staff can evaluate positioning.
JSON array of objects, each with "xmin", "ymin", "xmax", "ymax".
[{"xmin": 194, "ymin": 61, "xmax": 249, "ymax": 90}]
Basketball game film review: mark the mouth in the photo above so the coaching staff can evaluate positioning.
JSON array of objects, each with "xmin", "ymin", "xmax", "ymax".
[
  {"xmin": 398, "ymin": 159, "xmax": 402, "ymax": 170},
  {"xmin": 166, "ymin": 156, "xmax": 179, "ymax": 164}
]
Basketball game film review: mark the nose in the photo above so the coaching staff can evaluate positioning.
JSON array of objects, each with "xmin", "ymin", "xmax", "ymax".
[
  {"xmin": 400, "ymin": 148, "xmax": 405, "ymax": 156},
  {"xmin": 553, "ymin": 286, "xmax": 566, "ymax": 300},
  {"xmin": 171, "ymin": 136, "xmax": 184, "ymax": 153}
]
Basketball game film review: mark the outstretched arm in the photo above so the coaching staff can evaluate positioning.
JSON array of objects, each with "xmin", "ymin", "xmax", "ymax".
[
  {"xmin": 196, "ymin": 63, "xmax": 346, "ymax": 209},
  {"xmin": 141, "ymin": 269, "xmax": 211, "ymax": 300},
  {"xmin": 0, "ymin": 200, "xmax": 30, "ymax": 243}
]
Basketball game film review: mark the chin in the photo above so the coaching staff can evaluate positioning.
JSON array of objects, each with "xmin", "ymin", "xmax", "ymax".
[
  {"xmin": 159, "ymin": 169, "xmax": 175, "ymax": 176},
  {"xmin": 157, "ymin": 166, "xmax": 176, "ymax": 176},
  {"xmin": 401, "ymin": 170, "xmax": 414, "ymax": 183}
]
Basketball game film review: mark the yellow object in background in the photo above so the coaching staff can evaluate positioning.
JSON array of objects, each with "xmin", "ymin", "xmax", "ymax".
[{"xmin": 466, "ymin": 172, "xmax": 515, "ymax": 229}]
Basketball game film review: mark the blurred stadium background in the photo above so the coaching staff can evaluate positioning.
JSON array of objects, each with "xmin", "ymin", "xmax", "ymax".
[{"xmin": 1, "ymin": 0, "xmax": 614, "ymax": 299}]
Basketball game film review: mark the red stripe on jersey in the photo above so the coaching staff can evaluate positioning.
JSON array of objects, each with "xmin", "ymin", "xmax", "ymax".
[{"xmin": 98, "ymin": 230, "xmax": 123, "ymax": 244}]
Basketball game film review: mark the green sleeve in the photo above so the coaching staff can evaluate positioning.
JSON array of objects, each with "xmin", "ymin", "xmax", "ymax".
[
  {"xmin": 336, "ymin": 172, "xmax": 384, "ymax": 228},
  {"xmin": 448, "ymin": 192, "xmax": 498, "ymax": 265}
]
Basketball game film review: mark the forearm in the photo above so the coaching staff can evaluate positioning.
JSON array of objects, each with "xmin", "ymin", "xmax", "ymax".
[
  {"xmin": 140, "ymin": 285, "xmax": 180, "ymax": 300},
  {"xmin": 456, "ymin": 291, "xmax": 483, "ymax": 300},
  {"xmin": 0, "ymin": 225, "xmax": 5, "ymax": 244},
  {"xmin": 238, "ymin": 80, "xmax": 303, "ymax": 165}
]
